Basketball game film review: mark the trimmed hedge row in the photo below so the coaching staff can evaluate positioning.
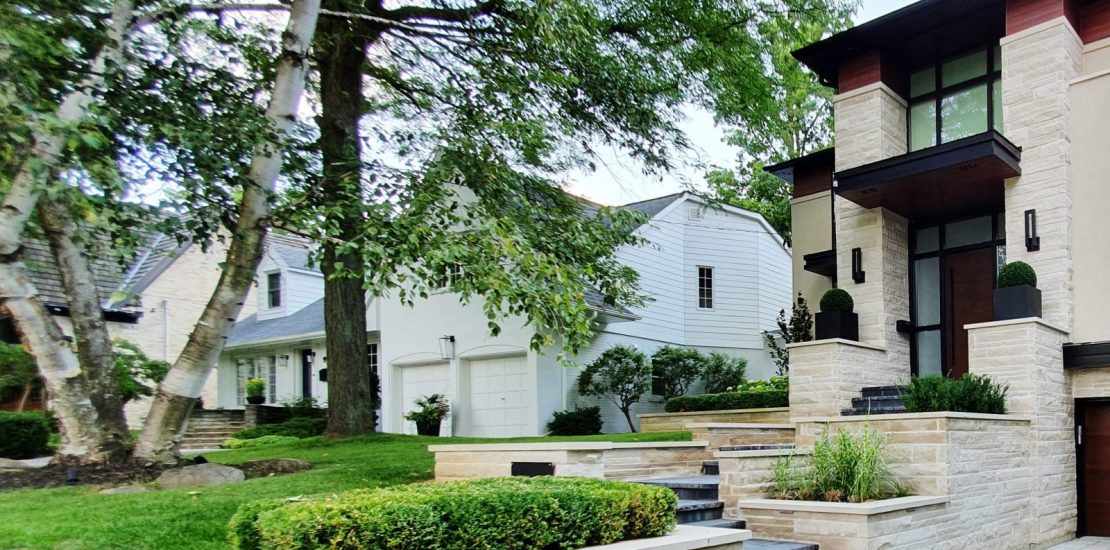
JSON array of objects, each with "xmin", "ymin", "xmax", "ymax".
[
  {"xmin": 234, "ymin": 417, "xmax": 326, "ymax": 440},
  {"xmin": 0, "ymin": 411, "xmax": 51, "ymax": 459},
  {"xmin": 664, "ymin": 389, "xmax": 788, "ymax": 413},
  {"xmin": 229, "ymin": 476, "xmax": 676, "ymax": 550}
]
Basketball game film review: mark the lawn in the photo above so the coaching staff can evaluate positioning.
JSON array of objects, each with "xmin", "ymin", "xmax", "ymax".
[{"xmin": 0, "ymin": 431, "xmax": 690, "ymax": 550}]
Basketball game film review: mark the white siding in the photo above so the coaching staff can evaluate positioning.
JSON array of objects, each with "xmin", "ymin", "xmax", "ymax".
[
  {"xmin": 605, "ymin": 216, "xmax": 686, "ymax": 343},
  {"xmin": 255, "ymin": 250, "xmax": 324, "ymax": 321}
]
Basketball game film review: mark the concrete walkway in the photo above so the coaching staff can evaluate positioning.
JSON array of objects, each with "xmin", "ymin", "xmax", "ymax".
[{"xmin": 1051, "ymin": 538, "xmax": 1110, "ymax": 549}]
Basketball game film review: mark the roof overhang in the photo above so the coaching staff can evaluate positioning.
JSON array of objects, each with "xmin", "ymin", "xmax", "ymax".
[
  {"xmin": 764, "ymin": 148, "xmax": 835, "ymax": 184},
  {"xmin": 1064, "ymin": 341, "xmax": 1110, "ymax": 370},
  {"xmin": 44, "ymin": 303, "xmax": 143, "ymax": 324},
  {"xmin": 835, "ymin": 131, "xmax": 1020, "ymax": 220},
  {"xmin": 802, "ymin": 250, "xmax": 837, "ymax": 279}
]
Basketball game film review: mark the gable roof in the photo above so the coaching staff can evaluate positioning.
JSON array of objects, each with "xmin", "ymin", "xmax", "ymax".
[
  {"xmin": 621, "ymin": 192, "xmax": 684, "ymax": 219},
  {"xmin": 266, "ymin": 233, "xmax": 317, "ymax": 272},
  {"xmin": 225, "ymin": 297, "xmax": 325, "ymax": 348}
]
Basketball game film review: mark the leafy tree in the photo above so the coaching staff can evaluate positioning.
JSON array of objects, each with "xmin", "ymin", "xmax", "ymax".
[
  {"xmin": 111, "ymin": 340, "xmax": 169, "ymax": 404},
  {"xmin": 577, "ymin": 345, "xmax": 651, "ymax": 432},
  {"xmin": 650, "ymin": 346, "xmax": 705, "ymax": 400},
  {"xmin": 0, "ymin": 343, "xmax": 38, "ymax": 411},
  {"xmin": 708, "ymin": 3, "xmax": 857, "ymax": 244},
  {"xmin": 702, "ymin": 352, "xmax": 748, "ymax": 394},
  {"xmin": 765, "ymin": 293, "xmax": 813, "ymax": 375}
]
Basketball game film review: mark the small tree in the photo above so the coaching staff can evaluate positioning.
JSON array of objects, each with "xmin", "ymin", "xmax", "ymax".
[
  {"xmin": 650, "ymin": 346, "xmax": 705, "ymax": 400},
  {"xmin": 111, "ymin": 340, "xmax": 170, "ymax": 405},
  {"xmin": 577, "ymin": 346, "xmax": 651, "ymax": 433},
  {"xmin": 764, "ymin": 293, "xmax": 814, "ymax": 376},
  {"xmin": 0, "ymin": 343, "xmax": 38, "ymax": 411},
  {"xmin": 702, "ymin": 352, "xmax": 748, "ymax": 394}
]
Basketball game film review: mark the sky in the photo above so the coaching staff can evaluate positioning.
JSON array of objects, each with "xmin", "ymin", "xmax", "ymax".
[{"xmin": 563, "ymin": 0, "xmax": 917, "ymax": 206}]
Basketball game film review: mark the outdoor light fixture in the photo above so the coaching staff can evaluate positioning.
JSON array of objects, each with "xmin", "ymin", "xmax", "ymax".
[
  {"xmin": 851, "ymin": 247, "xmax": 866, "ymax": 284},
  {"xmin": 1025, "ymin": 209, "xmax": 1040, "ymax": 252},
  {"xmin": 277, "ymin": 355, "xmax": 290, "ymax": 368},
  {"xmin": 439, "ymin": 335, "xmax": 456, "ymax": 360}
]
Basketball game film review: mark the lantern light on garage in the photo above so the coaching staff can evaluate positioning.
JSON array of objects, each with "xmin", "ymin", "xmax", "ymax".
[{"xmin": 439, "ymin": 335, "xmax": 456, "ymax": 360}]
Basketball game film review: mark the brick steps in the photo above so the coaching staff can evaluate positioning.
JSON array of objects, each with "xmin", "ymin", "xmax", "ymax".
[{"xmin": 180, "ymin": 410, "xmax": 248, "ymax": 450}]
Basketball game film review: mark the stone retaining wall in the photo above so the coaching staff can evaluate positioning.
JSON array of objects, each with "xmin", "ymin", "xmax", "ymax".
[
  {"xmin": 688, "ymin": 423, "xmax": 795, "ymax": 451},
  {"xmin": 739, "ymin": 497, "xmax": 949, "ymax": 550},
  {"xmin": 638, "ymin": 408, "xmax": 790, "ymax": 432},
  {"xmin": 716, "ymin": 448, "xmax": 802, "ymax": 520}
]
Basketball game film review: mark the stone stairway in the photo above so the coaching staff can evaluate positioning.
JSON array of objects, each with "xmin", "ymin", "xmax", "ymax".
[
  {"xmin": 634, "ymin": 460, "xmax": 817, "ymax": 550},
  {"xmin": 179, "ymin": 409, "xmax": 246, "ymax": 450},
  {"xmin": 842, "ymin": 385, "xmax": 907, "ymax": 416}
]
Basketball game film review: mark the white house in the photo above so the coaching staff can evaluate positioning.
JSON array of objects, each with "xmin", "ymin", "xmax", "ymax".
[{"xmin": 215, "ymin": 192, "xmax": 792, "ymax": 435}]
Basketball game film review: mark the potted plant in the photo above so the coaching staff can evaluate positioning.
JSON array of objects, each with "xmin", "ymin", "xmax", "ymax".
[
  {"xmin": 815, "ymin": 288, "xmax": 858, "ymax": 341},
  {"xmin": 405, "ymin": 393, "xmax": 450, "ymax": 436},
  {"xmin": 994, "ymin": 261, "xmax": 1041, "ymax": 320},
  {"xmin": 245, "ymin": 377, "xmax": 266, "ymax": 405}
]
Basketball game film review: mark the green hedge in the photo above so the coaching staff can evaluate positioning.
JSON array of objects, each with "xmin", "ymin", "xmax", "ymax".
[
  {"xmin": 0, "ymin": 411, "xmax": 51, "ymax": 459},
  {"xmin": 900, "ymin": 374, "xmax": 1008, "ymax": 414},
  {"xmin": 229, "ymin": 476, "xmax": 676, "ymax": 550},
  {"xmin": 234, "ymin": 417, "xmax": 326, "ymax": 440},
  {"xmin": 664, "ymin": 389, "xmax": 788, "ymax": 413},
  {"xmin": 222, "ymin": 435, "xmax": 303, "ymax": 449}
]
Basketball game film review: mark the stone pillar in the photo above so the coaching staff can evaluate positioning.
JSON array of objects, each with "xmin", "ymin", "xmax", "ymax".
[
  {"xmin": 244, "ymin": 404, "xmax": 260, "ymax": 427},
  {"xmin": 1000, "ymin": 18, "xmax": 1083, "ymax": 331},
  {"xmin": 788, "ymin": 339, "xmax": 907, "ymax": 419},
  {"xmin": 833, "ymin": 83, "xmax": 906, "ymax": 172},
  {"xmin": 967, "ymin": 318, "xmax": 1074, "ymax": 548}
]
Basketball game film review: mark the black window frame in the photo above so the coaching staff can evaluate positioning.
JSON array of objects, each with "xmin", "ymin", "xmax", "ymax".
[
  {"xmin": 907, "ymin": 45, "xmax": 1003, "ymax": 152},
  {"xmin": 697, "ymin": 266, "xmax": 713, "ymax": 310},
  {"xmin": 267, "ymin": 272, "xmax": 282, "ymax": 309}
]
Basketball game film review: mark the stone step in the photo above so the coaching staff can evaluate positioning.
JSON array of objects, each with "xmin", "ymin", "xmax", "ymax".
[
  {"xmin": 686, "ymin": 518, "xmax": 746, "ymax": 530},
  {"xmin": 676, "ymin": 499, "xmax": 723, "ymax": 524},
  {"xmin": 184, "ymin": 427, "xmax": 243, "ymax": 435},
  {"xmin": 702, "ymin": 460, "xmax": 719, "ymax": 475},
  {"xmin": 744, "ymin": 540, "xmax": 819, "ymax": 550},
  {"xmin": 850, "ymin": 395, "xmax": 905, "ymax": 411},
  {"xmin": 860, "ymin": 385, "xmax": 905, "ymax": 398},
  {"xmin": 718, "ymin": 444, "xmax": 795, "ymax": 452},
  {"xmin": 636, "ymin": 475, "xmax": 719, "ymax": 501},
  {"xmin": 179, "ymin": 437, "xmax": 230, "ymax": 447},
  {"xmin": 841, "ymin": 405, "xmax": 906, "ymax": 416}
]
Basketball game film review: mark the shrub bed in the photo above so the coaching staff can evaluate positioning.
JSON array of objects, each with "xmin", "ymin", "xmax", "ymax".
[
  {"xmin": 772, "ymin": 425, "xmax": 912, "ymax": 502},
  {"xmin": 229, "ymin": 476, "xmax": 676, "ymax": 550},
  {"xmin": 665, "ymin": 389, "xmax": 787, "ymax": 413},
  {"xmin": 234, "ymin": 417, "xmax": 326, "ymax": 440},
  {"xmin": 900, "ymin": 374, "xmax": 1007, "ymax": 414},
  {"xmin": 222, "ymin": 435, "xmax": 304, "ymax": 449},
  {"xmin": 547, "ymin": 407, "xmax": 602, "ymax": 436},
  {"xmin": 0, "ymin": 411, "xmax": 51, "ymax": 459}
]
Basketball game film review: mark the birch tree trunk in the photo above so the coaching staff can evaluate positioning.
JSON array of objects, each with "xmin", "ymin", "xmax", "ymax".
[
  {"xmin": 0, "ymin": 0, "xmax": 134, "ymax": 465},
  {"xmin": 131, "ymin": 0, "xmax": 322, "ymax": 464}
]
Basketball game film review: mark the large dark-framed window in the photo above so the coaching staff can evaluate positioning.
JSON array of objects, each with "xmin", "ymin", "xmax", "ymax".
[
  {"xmin": 908, "ymin": 211, "xmax": 1005, "ymax": 377},
  {"xmin": 908, "ymin": 45, "xmax": 1003, "ymax": 152}
]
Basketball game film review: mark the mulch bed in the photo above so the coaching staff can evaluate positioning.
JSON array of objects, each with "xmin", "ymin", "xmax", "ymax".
[{"xmin": 0, "ymin": 462, "xmax": 172, "ymax": 491}]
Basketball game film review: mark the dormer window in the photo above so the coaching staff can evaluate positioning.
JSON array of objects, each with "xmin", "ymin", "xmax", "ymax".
[
  {"xmin": 908, "ymin": 46, "xmax": 1002, "ymax": 152},
  {"xmin": 267, "ymin": 272, "xmax": 282, "ymax": 308}
]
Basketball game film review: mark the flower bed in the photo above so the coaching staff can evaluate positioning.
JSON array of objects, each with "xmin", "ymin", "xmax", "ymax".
[{"xmin": 230, "ymin": 477, "xmax": 677, "ymax": 550}]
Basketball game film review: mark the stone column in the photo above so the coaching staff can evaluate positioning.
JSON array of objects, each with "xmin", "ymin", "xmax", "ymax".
[
  {"xmin": 967, "ymin": 318, "xmax": 1074, "ymax": 548},
  {"xmin": 788, "ymin": 339, "xmax": 907, "ymax": 419},
  {"xmin": 833, "ymin": 83, "xmax": 907, "ymax": 172},
  {"xmin": 1000, "ymin": 18, "xmax": 1083, "ymax": 331},
  {"xmin": 244, "ymin": 404, "xmax": 260, "ymax": 427}
]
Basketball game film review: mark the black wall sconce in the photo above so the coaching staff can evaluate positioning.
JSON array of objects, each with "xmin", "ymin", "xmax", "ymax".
[
  {"xmin": 1024, "ymin": 209, "xmax": 1040, "ymax": 251},
  {"xmin": 851, "ymin": 247, "xmax": 866, "ymax": 284}
]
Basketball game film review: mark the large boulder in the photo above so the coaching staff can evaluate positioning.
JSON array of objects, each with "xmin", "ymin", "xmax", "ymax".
[
  {"xmin": 237, "ymin": 458, "xmax": 313, "ymax": 479},
  {"xmin": 156, "ymin": 463, "xmax": 244, "ymax": 489}
]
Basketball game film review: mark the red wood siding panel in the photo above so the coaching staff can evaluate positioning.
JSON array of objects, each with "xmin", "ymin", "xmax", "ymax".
[
  {"xmin": 1080, "ymin": 0, "xmax": 1110, "ymax": 43},
  {"xmin": 1006, "ymin": 0, "xmax": 1078, "ymax": 35},
  {"xmin": 838, "ymin": 50, "xmax": 882, "ymax": 92},
  {"xmin": 793, "ymin": 165, "xmax": 834, "ymax": 198}
]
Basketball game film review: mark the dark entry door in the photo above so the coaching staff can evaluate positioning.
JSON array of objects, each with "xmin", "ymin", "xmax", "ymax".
[
  {"xmin": 942, "ymin": 247, "xmax": 995, "ymax": 378},
  {"xmin": 301, "ymin": 349, "xmax": 313, "ymax": 399},
  {"xmin": 1079, "ymin": 400, "xmax": 1110, "ymax": 536}
]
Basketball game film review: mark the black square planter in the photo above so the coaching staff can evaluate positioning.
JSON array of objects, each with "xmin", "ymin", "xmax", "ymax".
[
  {"xmin": 994, "ymin": 285, "xmax": 1042, "ymax": 321},
  {"xmin": 815, "ymin": 311, "xmax": 859, "ymax": 341}
]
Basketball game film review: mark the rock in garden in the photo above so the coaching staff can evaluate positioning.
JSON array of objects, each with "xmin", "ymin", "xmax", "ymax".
[
  {"xmin": 0, "ymin": 458, "xmax": 35, "ymax": 472},
  {"xmin": 237, "ymin": 458, "xmax": 312, "ymax": 479},
  {"xmin": 156, "ymin": 463, "xmax": 244, "ymax": 489},
  {"xmin": 99, "ymin": 484, "xmax": 150, "ymax": 495}
]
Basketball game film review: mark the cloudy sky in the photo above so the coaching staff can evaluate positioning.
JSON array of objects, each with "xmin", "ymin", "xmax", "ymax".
[{"xmin": 563, "ymin": 0, "xmax": 917, "ymax": 206}]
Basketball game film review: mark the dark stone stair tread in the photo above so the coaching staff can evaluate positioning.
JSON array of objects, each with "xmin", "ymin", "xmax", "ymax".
[
  {"xmin": 744, "ymin": 540, "xmax": 819, "ymax": 550},
  {"xmin": 677, "ymin": 499, "xmax": 723, "ymax": 511},
  {"xmin": 718, "ymin": 444, "xmax": 795, "ymax": 452},
  {"xmin": 636, "ymin": 475, "xmax": 719, "ymax": 489},
  {"xmin": 685, "ymin": 518, "xmax": 746, "ymax": 529}
]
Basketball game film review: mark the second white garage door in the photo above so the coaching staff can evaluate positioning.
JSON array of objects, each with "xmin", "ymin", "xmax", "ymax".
[
  {"xmin": 466, "ymin": 355, "xmax": 530, "ymax": 437},
  {"xmin": 398, "ymin": 362, "xmax": 451, "ymax": 435}
]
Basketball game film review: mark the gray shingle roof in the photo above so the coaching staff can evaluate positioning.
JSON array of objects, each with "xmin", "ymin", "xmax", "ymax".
[
  {"xmin": 621, "ymin": 192, "xmax": 683, "ymax": 219},
  {"xmin": 23, "ymin": 238, "xmax": 130, "ymax": 310},
  {"xmin": 267, "ymin": 234, "xmax": 316, "ymax": 272},
  {"xmin": 226, "ymin": 297, "xmax": 325, "ymax": 348}
]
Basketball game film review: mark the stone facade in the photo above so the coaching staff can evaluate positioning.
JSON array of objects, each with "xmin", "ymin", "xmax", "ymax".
[
  {"xmin": 716, "ymin": 448, "xmax": 800, "ymax": 520},
  {"xmin": 687, "ymin": 423, "xmax": 795, "ymax": 451},
  {"xmin": 787, "ymin": 340, "xmax": 907, "ymax": 419},
  {"xmin": 833, "ymin": 83, "xmax": 907, "ymax": 172},
  {"xmin": 638, "ymin": 408, "xmax": 790, "ymax": 432},
  {"xmin": 739, "ymin": 497, "xmax": 949, "ymax": 550},
  {"xmin": 1072, "ymin": 366, "xmax": 1110, "ymax": 399}
]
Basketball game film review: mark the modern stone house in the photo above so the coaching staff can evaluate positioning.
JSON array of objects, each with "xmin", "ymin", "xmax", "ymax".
[{"xmin": 767, "ymin": 0, "xmax": 1110, "ymax": 542}]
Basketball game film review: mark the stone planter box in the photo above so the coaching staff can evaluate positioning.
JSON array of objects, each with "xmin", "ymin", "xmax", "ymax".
[
  {"xmin": 993, "ymin": 285, "xmax": 1041, "ymax": 321},
  {"xmin": 687, "ymin": 423, "xmax": 795, "ymax": 451},
  {"xmin": 638, "ymin": 408, "xmax": 790, "ymax": 432},
  {"xmin": 429, "ymin": 441, "xmax": 711, "ymax": 481},
  {"xmin": 586, "ymin": 525, "xmax": 750, "ymax": 550}
]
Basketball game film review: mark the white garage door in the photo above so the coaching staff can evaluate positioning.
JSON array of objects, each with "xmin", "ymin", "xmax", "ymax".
[
  {"xmin": 466, "ymin": 355, "xmax": 530, "ymax": 437},
  {"xmin": 398, "ymin": 362, "xmax": 451, "ymax": 435}
]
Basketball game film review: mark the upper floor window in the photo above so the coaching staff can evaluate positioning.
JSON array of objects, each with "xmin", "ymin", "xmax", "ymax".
[
  {"xmin": 908, "ymin": 46, "xmax": 1002, "ymax": 152},
  {"xmin": 267, "ymin": 272, "xmax": 282, "ymax": 309},
  {"xmin": 697, "ymin": 266, "xmax": 713, "ymax": 309}
]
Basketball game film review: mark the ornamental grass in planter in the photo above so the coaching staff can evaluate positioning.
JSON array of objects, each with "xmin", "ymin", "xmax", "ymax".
[
  {"xmin": 245, "ymin": 377, "xmax": 266, "ymax": 405},
  {"xmin": 815, "ymin": 288, "xmax": 858, "ymax": 341},
  {"xmin": 771, "ymin": 425, "xmax": 912, "ymax": 503},
  {"xmin": 994, "ymin": 261, "xmax": 1041, "ymax": 320}
]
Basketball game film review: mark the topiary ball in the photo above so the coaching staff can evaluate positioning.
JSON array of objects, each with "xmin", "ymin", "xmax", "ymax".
[
  {"xmin": 997, "ymin": 261, "xmax": 1037, "ymax": 289},
  {"xmin": 819, "ymin": 288, "xmax": 854, "ymax": 313}
]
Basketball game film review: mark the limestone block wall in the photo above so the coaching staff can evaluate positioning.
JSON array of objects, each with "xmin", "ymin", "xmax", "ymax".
[
  {"xmin": 638, "ymin": 408, "xmax": 790, "ymax": 432},
  {"xmin": 1000, "ymin": 18, "xmax": 1083, "ymax": 331},
  {"xmin": 739, "ymin": 499, "xmax": 950, "ymax": 550},
  {"xmin": 967, "ymin": 318, "xmax": 1075, "ymax": 548},
  {"xmin": 686, "ymin": 424, "xmax": 795, "ymax": 451},
  {"xmin": 833, "ymin": 84, "xmax": 907, "ymax": 172},
  {"xmin": 716, "ymin": 448, "xmax": 800, "ymax": 520},
  {"xmin": 788, "ymin": 340, "xmax": 906, "ymax": 418},
  {"xmin": 1072, "ymin": 366, "xmax": 1110, "ymax": 398}
]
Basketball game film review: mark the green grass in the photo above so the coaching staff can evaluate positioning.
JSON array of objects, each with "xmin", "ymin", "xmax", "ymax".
[{"xmin": 0, "ymin": 431, "xmax": 690, "ymax": 550}]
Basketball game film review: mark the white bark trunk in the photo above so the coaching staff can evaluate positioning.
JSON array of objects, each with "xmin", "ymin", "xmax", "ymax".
[{"xmin": 131, "ymin": 0, "xmax": 322, "ymax": 464}]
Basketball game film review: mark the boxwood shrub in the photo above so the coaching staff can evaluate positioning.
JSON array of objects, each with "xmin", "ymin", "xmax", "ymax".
[
  {"xmin": 234, "ymin": 417, "xmax": 326, "ymax": 440},
  {"xmin": 0, "ymin": 411, "xmax": 51, "ymax": 459},
  {"xmin": 547, "ymin": 406, "xmax": 603, "ymax": 436},
  {"xmin": 229, "ymin": 476, "xmax": 676, "ymax": 550},
  {"xmin": 900, "ymin": 374, "xmax": 1008, "ymax": 414},
  {"xmin": 664, "ymin": 389, "xmax": 788, "ymax": 413}
]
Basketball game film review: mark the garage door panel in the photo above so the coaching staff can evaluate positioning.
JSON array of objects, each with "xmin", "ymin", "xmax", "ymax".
[
  {"xmin": 399, "ymin": 362, "xmax": 450, "ymax": 436},
  {"xmin": 466, "ymin": 356, "xmax": 529, "ymax": 438}
]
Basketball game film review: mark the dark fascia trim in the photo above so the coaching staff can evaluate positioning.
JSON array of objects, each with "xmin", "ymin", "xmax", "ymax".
[
  {"xmin": 44, "ymin": 303, "xmax": 143, "ymax": 325},
  {"xmin": 802, "ymin": 249, "xmax": 837, "ymax": 278},
  {"xmin": 1064, "ymin": 341, "xmax": 1110, "ymax": 370},
  {"xmin": 764, "ymin": 148, "xmax": 836, "ymax": 183},
  {"xmin": 836, "ymin": 131, "xmax": 1021, "ymax": 193}
]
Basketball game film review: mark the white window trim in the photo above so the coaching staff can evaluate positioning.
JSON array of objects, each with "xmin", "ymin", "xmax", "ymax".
[
  {"xmin": 266, "ymin": 271, "xmax": 283, "ymax": 310},
  {"xmin": 697, "ymin": 265, "xmax": 714, "ymax": 310}
]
